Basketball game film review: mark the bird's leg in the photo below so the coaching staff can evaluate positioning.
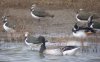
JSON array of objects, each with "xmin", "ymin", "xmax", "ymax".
[
  {"xmin": 81, "ymin": 38, "xmax": 84, "ymax": 53},
  {"xmin": 29, "ymin": 46, "xmax": 33, "ymax": 50},
  {"xmin": 30, "ymin": 45, "xmax": 35, "ymax": 50},
  {"xmin": 86, "ymin": 38, "xmax": 89, "ymax": 53},
  {"xmin": 38, "ymin": 19, "xmax": 41, "ymax": 22},
  {"xmin": 11, "ymin": 33, "xmax": 15, "ymax": 42},
  {"xmin": 94, "ymin": 34, "xmax": 98, "ymax": 53},
  {"xmin": 7, "ymin": 33, "xmax": 12, "ymax": 42},
  {"xmin": 7, "ymin": 33, "xmax": 9, "ymax": 41}
]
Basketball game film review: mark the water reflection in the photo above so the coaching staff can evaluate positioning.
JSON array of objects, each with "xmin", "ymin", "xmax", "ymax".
[
  {"xmin": 0, "ymin": 42, "xmax": 100, "ymax": 62},
  {"xmin": 39, "ymin": 53, "xmax": 45, "ymax": 59}
]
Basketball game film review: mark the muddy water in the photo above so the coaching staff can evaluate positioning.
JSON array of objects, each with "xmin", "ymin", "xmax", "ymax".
[{"xmin": 0, "ymin": 42, "xmax": 100, "ymax": 62}]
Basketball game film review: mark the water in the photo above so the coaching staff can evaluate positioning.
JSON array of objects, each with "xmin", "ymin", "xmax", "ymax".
[{"xmin": 0, "ymin": 42, "xmax": 100, "ymax": 62}]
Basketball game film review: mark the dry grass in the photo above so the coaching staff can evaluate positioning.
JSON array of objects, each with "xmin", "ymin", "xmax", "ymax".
[
  {"xmin": 0, "ymin": 0, "xmax": 100, "ymax": 11},
  {"xmin": 0, "ymin": 0, "xmax": 100, "ymax": 42}
]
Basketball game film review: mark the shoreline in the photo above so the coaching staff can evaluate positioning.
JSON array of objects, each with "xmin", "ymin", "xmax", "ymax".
[{"xmin": 0, "ymin": 32, "xmax": 100, "ymax": 43}]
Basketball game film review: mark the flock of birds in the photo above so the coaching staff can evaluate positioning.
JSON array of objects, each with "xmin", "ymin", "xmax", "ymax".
[{"xmin": 1, "ymin": 4, "xmax": 100, "ymax": 56}]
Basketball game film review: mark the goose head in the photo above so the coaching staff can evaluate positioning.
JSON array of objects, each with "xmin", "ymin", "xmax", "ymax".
[
  {"xmin": 39, "ymin": 36, "xmax": 46, "ymax": 53},
  {"xmin": 37, "ymin": 36, "xmax": 47, "ymax": 44}
]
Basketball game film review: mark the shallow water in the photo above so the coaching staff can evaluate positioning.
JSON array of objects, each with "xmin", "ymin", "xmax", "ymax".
[{"xmin": 0, "ymin": 42, "xmax": 100, "ymax": 62}]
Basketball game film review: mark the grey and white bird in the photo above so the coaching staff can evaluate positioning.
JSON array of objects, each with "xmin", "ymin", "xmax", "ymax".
[
  {"xmin": 76, "ymin": 9, "xmax": 100, "ymax": 23},
  {"xmin": 88, "ymin": 15, "xmax": 100, "ymax": 31},
  {"xmin": 2, "ymin": 16, "xmax": 16, "ymax": 33},
  {"xmin": 24, "ymin": 32, "xmax": 48, "ymax": 50},
  {"xmin": 39, "ymin": 38, "xmax": 79, "ymax": 56},
  {"xmin": 24, "ymin": 32, "xmax": 78, "ymax": 51},
  {"xmin": 30, "ymin": 4, "xmax": 54, "ymax": 21},
  {"xmin": 72, "ymin": 23, "xmax": 95, "ymax": 38}
]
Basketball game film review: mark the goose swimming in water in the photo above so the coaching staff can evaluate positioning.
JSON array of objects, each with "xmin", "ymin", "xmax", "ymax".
[
  {"xmin": 30, "ymin": 4, "xmax": 54, "ymax": 21},
  {"xmin": 39, "ymin": 38, "xmax": 79, "ymax": 56},
  {"xmin": 25, "ymin": 32, "xmax": 72, "ymax": 50},
  {"xmin": 2, "ymin": 16, "xmax": 16, "ymax": 33}
]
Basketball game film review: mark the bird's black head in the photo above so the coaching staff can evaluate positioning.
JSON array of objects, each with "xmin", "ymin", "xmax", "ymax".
[
  {"xmin": 2, "ymin": 16, "xmax": 8, "ymax": 23},
  {"xmin": 30, "ymin": 4, "xmax": 36, "ymax": 11},
  {"xmin": 74, "ymin": 23, "xmax": 79, "ymax": 30},
  {"xmin": 72, "ymin": 23, "xmax": 80, "ymax": 33},
  {"xmin": 88, "ymin": 15, "xmax": 94, "ymax": 28},
  {"xmin": 37, "ymin": 36, "xmax": 46, "ymax": 44},
  {"xmin": 38, "ymin": 36, "xmax": 46, "ymax": 54}
]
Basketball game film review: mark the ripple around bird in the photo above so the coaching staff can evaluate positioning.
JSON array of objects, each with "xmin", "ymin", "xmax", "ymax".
[{"xmin": 0, "ymin": 41, "xmax": 100, "ymax": 62}]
